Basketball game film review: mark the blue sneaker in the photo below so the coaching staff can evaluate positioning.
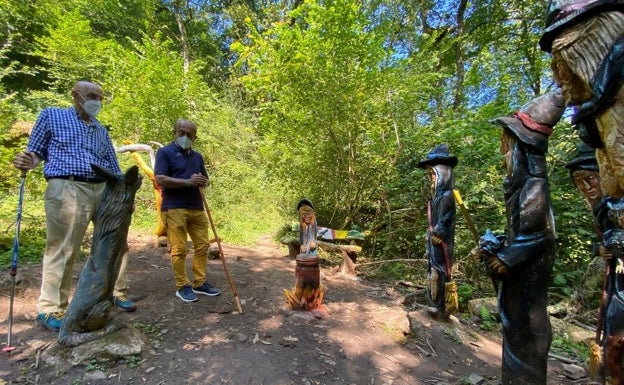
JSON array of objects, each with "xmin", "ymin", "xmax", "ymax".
[
  {"xmin": 36, "ymin": 312, "xmax": 64, "ymax": 331},
  {"xmin": 114, "ymin": 295, "xmax": 137, "ymax": 312},
  {"xmin": 193, "ymin": 282, "xmax": 221, "ymax": 297},
  {"xmin": 176, "ymin": 285, "xmax": 198, "ymax": 303}
]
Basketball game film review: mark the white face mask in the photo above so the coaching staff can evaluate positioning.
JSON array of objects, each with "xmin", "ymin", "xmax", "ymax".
[
  {"xmin": 176, "ymin": 135, "xmax": 193, "ymax": 150},
  {"xmin": 82, "ymin": 100, "xmax": 102, "ymax": 118}
]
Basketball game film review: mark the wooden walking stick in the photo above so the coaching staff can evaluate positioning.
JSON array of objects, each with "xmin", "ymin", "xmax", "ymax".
[
  {"xmin": 200, "ymin": 191, "xmax": 244, "ymax": 314},
  {"xmin": 453, "ymin": 189, "xmax": 499, "ymax": 294}
]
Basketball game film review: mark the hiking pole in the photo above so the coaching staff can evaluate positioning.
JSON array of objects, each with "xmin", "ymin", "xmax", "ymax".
[
  {"xmin": 3, "ymin": 170, "xmax": 27, "ymax": 354},
  {"xmin": 200, "ymin": 191, "xmax": 244, "ymax": 314},
  {"xmin": 452, "ymin": 189, "xmax": 499, "ymax": 294}
]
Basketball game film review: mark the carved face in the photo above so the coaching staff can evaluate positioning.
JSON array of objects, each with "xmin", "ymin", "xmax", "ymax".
[
  {"xmin": 299, "ymin": 205, "xmax": 315, "ymax": 226},
  {"xmin": 572, "ymin": 169, "xmax": 602, "ymax": 206},
  {"xmin": 500, "ymin": 131, "xmax": 516, "ymax": 174},
  {"xmin": 550, "ymin": 52, "xmax": 593, "ymax": 105},
  {"xmin": 426, "ymin": 167, "xmax": 437, "ymax": 197}
]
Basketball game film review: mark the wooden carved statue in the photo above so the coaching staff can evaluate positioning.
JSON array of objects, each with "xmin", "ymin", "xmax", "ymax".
[
  {"xmin": 284, "ymin": 199, "xmax": 326, "ymax": 313},
  {"xmin": 417, "ymin": 144, "xmax": 458, "ymax": 320},
  {"xmin": 592, "ymin": 196, "xmax": 624, "ymax": 384},
  {"xmin": 476, "ymin": 91, "xmax": 565, "ymax": 385},
  {"xmin": 58, "ymin": 165, "xmax": 142, "ymax": 347},
  {"xmin": 565, "ymin": 144, "xmax": 608, "ymax": 377},
  {"xmin": 540, "ymin": 0, "xmax": 624, "ymax": 198},
  {"xmin": 567, "ymin": 145, "xmax": 624, "ymax": 383}
]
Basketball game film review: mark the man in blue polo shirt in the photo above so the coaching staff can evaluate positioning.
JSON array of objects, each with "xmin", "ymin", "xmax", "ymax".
[
  {"xmin": 13, "ymin": 80, "xmax": 137, "ymax": 331},
  {"xmin": 154, "ymin": 119, "xmax": 221, "ymax": 302}
]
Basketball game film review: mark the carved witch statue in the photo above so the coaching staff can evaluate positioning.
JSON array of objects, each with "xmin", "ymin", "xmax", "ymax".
[
  {"xmin": 284, "ymin": 199, "xmax": 326, "ymax": 314},
  {"xmin": 476, "ymin": 91, "xmax": 565, "ymax": 385},
  {"xmin": 417, "ymin": 144, "xmax": 458, "ymax": 320},
  {"xmin": 565, "ymin": 144, "xmax": 624, "ymax": 383},
  {"xmin": 540, "ymin": 0, "xmax": 624, "ymax": 198}
]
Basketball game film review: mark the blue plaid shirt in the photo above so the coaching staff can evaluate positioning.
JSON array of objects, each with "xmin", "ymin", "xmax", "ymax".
[{"xmin": 27, "ymin": 106, "xmax": 121, "ymax": 178}]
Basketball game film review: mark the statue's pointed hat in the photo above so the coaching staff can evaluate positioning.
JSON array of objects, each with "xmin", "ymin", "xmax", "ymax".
[
  {"xmin": 565, "ymin": 142, "xmax": 599, "ymax": 172},
  {"xmin": 417, "ymin": 143, "xmax": 458, "ymax": 169},
  {"xmin": 297, "ymin": 198, "xmax": 315, "ymax": 212},
  {"xmin": 490, "ymin": 91, "xmax": 565, "ymax": 154},
  {"xmin": 539, "ymin": 0, "xmax": 624, "ymax": 52}
]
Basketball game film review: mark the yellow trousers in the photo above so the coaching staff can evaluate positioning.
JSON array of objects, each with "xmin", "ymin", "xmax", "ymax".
[{"xmin": 161, "ymin": 209, "xmax": 210, "ymax": 288}]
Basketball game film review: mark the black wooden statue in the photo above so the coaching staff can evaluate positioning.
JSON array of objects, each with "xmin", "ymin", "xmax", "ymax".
[
  {"xmin": 593, "ymin": 195, "xmax": 624, "ymax": 384},
  {"xmin": 475, "ymin": 91, "xmax": 565, "ymax": 385},
  {"xmin": 418, "ymin": 144, "xmax": 458, "ymax": 320},
  {"xmin": 58, "ymin": 165, "xmax": 142, "ymax": 347}
]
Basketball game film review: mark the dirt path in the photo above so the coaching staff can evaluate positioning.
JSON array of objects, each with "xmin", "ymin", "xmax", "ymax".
[{"xmin": 0, "ymin": 232, "xmax": 590, "ymax": 384}]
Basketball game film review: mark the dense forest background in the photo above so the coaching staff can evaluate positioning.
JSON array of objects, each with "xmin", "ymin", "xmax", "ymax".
[{"xmin": 0, "ymin": 0, "xmax": 597, "ymax": 307}]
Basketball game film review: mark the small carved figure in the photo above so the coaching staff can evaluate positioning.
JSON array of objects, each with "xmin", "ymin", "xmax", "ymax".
[
  {"xmin": 565, "ymin": 144, "xmax": 608, "ymax": 376},
  {"xmin": 476, "ymin": 91, "xmax": 565, "ymax": 385},
  {"xmin": 58, "ymin": 165, "xmax": 142, "ymax": 347},
  {"xmin": 417, "ymin": 144, "xmax": 458, "ymax": 320},
  {"xmin": 284, "ymin": 199, "xmax": 326, "ymax": 313},
  {"xmin": 298, "ymin": 199, "xmax": 318, "ymax": 255}
]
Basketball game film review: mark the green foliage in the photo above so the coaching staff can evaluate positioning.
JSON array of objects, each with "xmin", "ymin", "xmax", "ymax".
[
  {"xmin": 479, "ymin": 305, "xmax": 498, "ymax": 332},
  {"xmin": 133, "ymin": 322, "xmax": 164, "ymax": 343},
  {"xmin": 551, "ymin": 333, "xmax": 589, "ymax": 361},
  {"xmin": 457, "ymin": 284, "xmax": 475, "ymax": 306},
  {"xmin": 85, "ymin": 357, "xmax": 108, "ymax": 372},
  {"xmin": 0, "ymin": 180, "xmax": 46, "ymax": 268},
  {"xmin": 124, "ymin": 355, "xmax": 142, "ymax": 369},
  {"xmin": 443, "ymin": 327, "xmax": 463, "ymax": 344}
]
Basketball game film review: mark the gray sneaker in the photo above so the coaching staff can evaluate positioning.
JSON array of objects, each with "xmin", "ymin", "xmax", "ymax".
[
  {"xmin": 176, "ymin": 285, "xmax": 198, "ymax": 303},
  {"xmin": 192, "ymin": 282, "xmax": 221, "ymax": 297}
]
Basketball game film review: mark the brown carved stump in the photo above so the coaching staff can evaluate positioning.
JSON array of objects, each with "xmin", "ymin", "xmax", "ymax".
[{"xmin": 284, "ymin": 253, "xmax": 325, "ymax": 311}]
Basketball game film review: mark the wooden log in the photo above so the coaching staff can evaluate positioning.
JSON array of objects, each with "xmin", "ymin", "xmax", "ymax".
[{"xmin": 316, "ymin": 240, "xmax": 362, "ymax": 254}]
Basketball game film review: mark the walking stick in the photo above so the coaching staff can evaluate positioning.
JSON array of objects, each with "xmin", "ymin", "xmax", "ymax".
[
  {"xmin": 200, "ymin": 191, "xmax": 244, "ymax": 314},
  {"xmin": 452, "ymin": 189, "xmax": 499, "ymax": 294},
  {"xmin": 3, "ymin": 170, "xmax": 27, "ymax": 353}
]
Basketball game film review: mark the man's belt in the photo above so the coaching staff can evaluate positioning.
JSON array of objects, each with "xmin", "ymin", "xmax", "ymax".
[{"xmin": 47, "ymin": 175, "xmax": 106, "ymax": 183}]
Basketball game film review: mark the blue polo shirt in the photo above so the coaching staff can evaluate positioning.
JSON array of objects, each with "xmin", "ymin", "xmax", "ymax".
[{"xmin": 154, "ymin": 142, "xmax": 208, "ymax": 211}]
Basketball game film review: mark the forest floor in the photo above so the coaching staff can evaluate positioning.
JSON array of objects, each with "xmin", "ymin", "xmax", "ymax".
[{"xmin": 0, "ymin": 231, "xmax": 600, "ymax": 385}]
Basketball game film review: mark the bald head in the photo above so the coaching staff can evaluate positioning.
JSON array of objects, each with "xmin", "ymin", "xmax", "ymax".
[
  {"xmin": 71, "ymin": 81, "xmax": 104, "ymax": 121},
  {"xmin": 174, "ymin": 119, "xmax": 198, "ymax": 140},
  {"xmin": 72, "ymin": 81, "xmax": 103, "ymax": 99}
]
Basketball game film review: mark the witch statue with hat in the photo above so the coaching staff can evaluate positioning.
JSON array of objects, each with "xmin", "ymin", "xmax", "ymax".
[
  {"xmin": 417, "ymin": 144, "xmax": 458, "ymax": 320},
  {"xmin": 473, "ymin": 91, "xmax": 565, "ymax": 385},
  {"xmin": 565, "ymin": 144, "xmax": 624, "ymax": 383},
  {"xmin": 284, "ymin": 199, "xmax": 326, "ymax": 314}
]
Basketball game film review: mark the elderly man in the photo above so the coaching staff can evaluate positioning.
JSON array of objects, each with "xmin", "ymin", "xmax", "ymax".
[{"xmin": 13, "ymin": 80, "xmax": 136, "ymax": 331}]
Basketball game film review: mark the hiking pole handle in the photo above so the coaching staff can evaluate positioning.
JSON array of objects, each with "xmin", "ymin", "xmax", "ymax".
[{"xmin": 200, "ymin": 190, "xmax": 244, "ymax": 314}]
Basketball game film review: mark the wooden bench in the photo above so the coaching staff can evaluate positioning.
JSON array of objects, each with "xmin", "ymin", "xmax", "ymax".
[{"xmin": 282, "ymin": 226, "xmax": 365, "ymax": 275}]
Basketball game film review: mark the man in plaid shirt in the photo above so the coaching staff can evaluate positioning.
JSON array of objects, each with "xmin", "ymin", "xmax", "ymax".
[{"xmin": 13, "ymin": 80, "xmax": 137, "ymax": 331}]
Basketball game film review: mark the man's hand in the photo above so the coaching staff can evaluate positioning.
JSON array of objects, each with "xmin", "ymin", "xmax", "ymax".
[
  {"xmin": 188, "ymin": 173, "xmax": 208, "ymax": 187},
  {"xmin": 13, "ymin": 151, "xmax": 37, "ymax": 171}
]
